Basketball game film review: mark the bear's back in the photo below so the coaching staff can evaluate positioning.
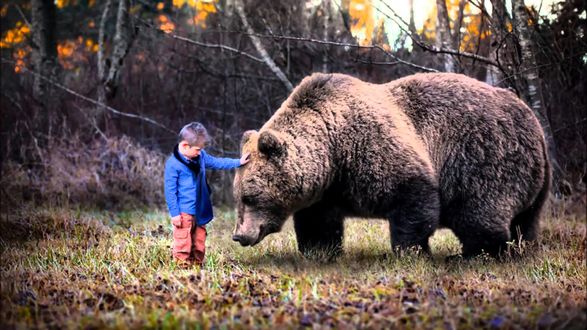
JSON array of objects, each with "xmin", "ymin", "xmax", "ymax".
[
  {"xmin": 385, "ymin": 73, "xmax": 539, "ymax": 133},
  {"xmin": 385, "ymin": 73, "xmax": 546, "ymax": 209}
]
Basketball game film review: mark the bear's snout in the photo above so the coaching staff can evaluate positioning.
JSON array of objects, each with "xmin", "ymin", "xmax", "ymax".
[
  {"xmin": 232, "ymin": 235, "xmax": 252, "ymax": 246},
  {"xmin": 232, "ymin": 234, "xmax": 256, "ymax": 246}
]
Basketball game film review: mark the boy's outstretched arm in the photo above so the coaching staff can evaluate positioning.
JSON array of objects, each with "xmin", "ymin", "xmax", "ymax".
[
  {"xmin": 164, "ymin": 160, "xmax": 180, "ymax": 218},
  {"xmin": 202, "ymin": 150, "xmax": 249, "ymax": 169}
]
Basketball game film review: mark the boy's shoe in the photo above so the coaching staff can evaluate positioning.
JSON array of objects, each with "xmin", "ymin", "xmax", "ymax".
[{"xmin": 175, "ymin": 258, "xmax": 195, "ymax": 269}]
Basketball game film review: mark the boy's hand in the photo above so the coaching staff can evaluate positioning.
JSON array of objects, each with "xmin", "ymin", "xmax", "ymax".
[
  {"xmin": 171, "ymin": 215, "xmax": 181, "ymax": 227},
  {"xmin": 240, "ymin": 152, "xmax": 251, "ymax": 166}
]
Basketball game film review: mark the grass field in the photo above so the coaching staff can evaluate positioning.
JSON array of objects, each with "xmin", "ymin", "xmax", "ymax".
[{"xmin": 1, "ymin": 205, "xmax": 585, "ymax": 329}]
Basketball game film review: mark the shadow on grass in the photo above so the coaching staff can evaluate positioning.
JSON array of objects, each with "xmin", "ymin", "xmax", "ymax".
[
  {"xmin": 237, "ymin": 247, "xmax": 439, "ymax": 271},
  {"xmin": 234, "ymin": 245, "xmax": 546, "ymax": 279}
]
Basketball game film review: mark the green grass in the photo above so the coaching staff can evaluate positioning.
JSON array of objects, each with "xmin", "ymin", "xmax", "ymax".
[{"xmin": 1, "ymin": 205, "xmax": 585, "ymax": 329}]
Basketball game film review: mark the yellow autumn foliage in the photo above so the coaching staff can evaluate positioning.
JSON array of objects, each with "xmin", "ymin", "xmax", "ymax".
[
  {"xmin": 348, "ymin": 0, "xmax": 376, "ymax": 46},
  {"xmin": 13, "ymin": 47, "xmax": 29, "ymax": 73},
  {"xmin": 419, "ymin": 0, "xmax": 491, "ymax": 52},
  {"xmin": 0, "ymin": 22, "xmax": 30, "ymax": 48},
  {"xmin": 157, "ymin": 14, "xmax": 176, "ymax": 33}
]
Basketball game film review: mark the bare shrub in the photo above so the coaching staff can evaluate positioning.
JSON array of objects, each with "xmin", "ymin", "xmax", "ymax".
[{"xmin": 0, "ymin": 135, "xmax": 165, "ymax": 210}]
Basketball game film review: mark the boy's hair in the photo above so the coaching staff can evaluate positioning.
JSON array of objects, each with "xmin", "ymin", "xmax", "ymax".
[{"xmin": 178, "ymin": 122, "xmax": 209, "ymax": 146}]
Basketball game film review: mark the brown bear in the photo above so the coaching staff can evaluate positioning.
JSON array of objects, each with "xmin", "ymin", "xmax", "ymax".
[{"xmin": 232, "ymin": 72, "xmax": 550, "ymax": 258}]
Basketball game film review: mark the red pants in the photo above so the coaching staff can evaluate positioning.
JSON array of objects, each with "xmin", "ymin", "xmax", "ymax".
[{"xmin": 172, "ymin": 213, "xmax": 207, "ymax": 264}]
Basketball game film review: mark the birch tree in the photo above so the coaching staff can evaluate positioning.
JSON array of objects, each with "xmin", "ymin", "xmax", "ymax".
[
  {"xmin": 408, "ymin": 0, "xmax": 417, "ymax": 34},
  {"xmin": 97, "ymin": 0, "xmax": 115, "ymax": 101},
  {"xmin": 322, "ymin": 0, "xmax": 331, "ymax": 73},
  {"xmin": 435, "ymin": 0, "xmax": 455, "ymax": 72},
  {"xmin": 101, "ymin": 0, "xmax": 135, "ymax": 102},
  {"xmin": 512, "ymin": 0, "xmax": 561, "ymax": 184},
  {"xmin": 96, "ymin": 0, "xmax": 136, "ymax": 130}
]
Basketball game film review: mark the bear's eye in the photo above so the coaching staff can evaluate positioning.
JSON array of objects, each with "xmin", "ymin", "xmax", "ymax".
[{"xmin": 242, "ymin": 195, "xmax": 256, "ymax": 206}]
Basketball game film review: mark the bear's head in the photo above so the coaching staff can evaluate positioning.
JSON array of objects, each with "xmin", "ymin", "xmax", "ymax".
[{"xmin": 232, "ymin": 129, "xmax": 306, "ymax": 246}]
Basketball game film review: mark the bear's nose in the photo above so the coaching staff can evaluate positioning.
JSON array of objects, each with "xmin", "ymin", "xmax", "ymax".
[{"xmin": 232, "ymin": 234, "xmax": 253, "ymax": 246}]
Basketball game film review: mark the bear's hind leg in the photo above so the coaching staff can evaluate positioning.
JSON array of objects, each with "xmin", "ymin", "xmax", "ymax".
[
  {"xmin": 449, "ymin": 206, "xmax": 512, "ymax": 258},
  {"xmin": 510, "ymin": 174, "xmax": 549, "ymax": 242},
  {"xmin": 510, "ymin": 205, "xmax": 540, "ymax": 243},
  {"xmin": 294, "ymin": 201, "xmax": 344, "ymax": 259}
]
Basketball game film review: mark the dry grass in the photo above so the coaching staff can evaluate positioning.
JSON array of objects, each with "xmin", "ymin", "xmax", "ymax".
[{"xmin": 0, "ymin": 205, "xmax": 585, "ymax": 329}]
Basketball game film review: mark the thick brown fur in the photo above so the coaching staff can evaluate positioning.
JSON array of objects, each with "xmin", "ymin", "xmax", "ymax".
[{"xmin": 233, "ymin": 72, "xmax": 550, "ymax": 258}]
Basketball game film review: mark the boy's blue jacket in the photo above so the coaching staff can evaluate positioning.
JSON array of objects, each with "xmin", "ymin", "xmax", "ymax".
[{"xmin": 164, "ymin": 148, "xmax": 241, "ymax": 226}]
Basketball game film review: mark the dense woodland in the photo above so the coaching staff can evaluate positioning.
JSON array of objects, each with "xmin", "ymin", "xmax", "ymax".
[{"xmin": 1, "ymin": 0, "xmax": 585, "ymax": 208}]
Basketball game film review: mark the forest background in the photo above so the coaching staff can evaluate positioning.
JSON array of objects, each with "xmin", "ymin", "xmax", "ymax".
[{"xmin": 0, "ymin": 0, "xmax": 585, "ymax": 209}]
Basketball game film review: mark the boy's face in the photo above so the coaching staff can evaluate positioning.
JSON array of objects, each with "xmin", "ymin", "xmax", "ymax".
[{"xmin": 179, "ymin": 140, "xmax": 204, "ymax": 159}]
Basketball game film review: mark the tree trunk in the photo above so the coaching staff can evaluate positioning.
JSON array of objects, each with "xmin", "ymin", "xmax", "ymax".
[
  {"xmin": 96, "ymin": 0, "xmax": 135, "ymax": 133},
  {"xmin": 471, "ymin": 2, "xmax": 491, "ymax": 82},
  {"xmin": 103, "ymin": 0, "xmax": 134, "ymax": 100},
  {"xmin": 408, "ymin": 0, "xmax": 416, "ymax": 35},
  {"xmin": 322, "ymin": 0, "xmax": 330, "ymax": 73},
  {"xmin": 453, "ymin": 0, "xmax": 467, "ymax": 53},
  {"xmin": 31, "ymin": 0, "xmax": 57, "ymax": 134},
  {"xmin": 98, "ymin": 0, "xmax": 114, "ymax": 93},
  {"xmin": 512, "ymin": 0, "xmax": 561, "ymax": 188},
  {"xmin": 487, "ymin": 0, "xmax": 510, "ymax": 85},
  {"xmin": 435, "ymin": 0, "xmax": 456, "ymax": 72}
]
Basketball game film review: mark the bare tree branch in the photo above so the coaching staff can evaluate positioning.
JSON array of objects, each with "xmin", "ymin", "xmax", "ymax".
[
  {"xmin": 14, "ymin": 4, "xmax": 31, "ymax": 28},
  {"xmin": 135, "ymin": 15, "xmax": 437, "ymax": 73},
  {"xmin": 133, "ymin": 16, "xmax": 266, "ymax": 62},
  {"xmin": 234, "ymin": 0, "xmax": 294, "ymax": 91},
  {"xmin": 1, "ymin": 58, "xmax": 174, "ymax": 134},
  {"xmin": 170, "ymin": 34, "xmax": 266, "ymax": 63},
  {"xmin": 552, "ymin": 118, "xmax": 587, "ymax": 133},
  {"xmin": 376, "ymin": 2, "xmax": 500, "ymax": 68},
  {"xmin": 167, "ymin": 50, "xmax": 282, "ymax": 81},
  {"xmin": 493, "ymin": 52, "xmax": 587, "ymax": 86},
  {"xmin": 356, "ymin": 59, "xmax": 401, "ymax": 65},
  {"xmin": 246, "ymin": 33, "xmax": 439, "ymax": 72},
  {"xmin": 72, "ymin": 103, "xmax": 108, "ymax": 141}
]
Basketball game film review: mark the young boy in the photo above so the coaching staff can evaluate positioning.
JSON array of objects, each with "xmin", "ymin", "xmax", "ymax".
[{"xmin": 164, "ymin": 122, "xmax": 250, "ymax": 267}]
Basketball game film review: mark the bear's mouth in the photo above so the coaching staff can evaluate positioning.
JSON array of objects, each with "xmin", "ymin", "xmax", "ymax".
[
  {"xmin": 234, "ymin": 218, "xmax": 283, "ymax": 247},
  {"xmin": 234, "ymin": 226, "xmax": 266, "ymax": 247},
  {"xmin": 250, "ymin": 222, "xmax": 281, "ymax": 246},
  {"xmin": 250, "ymin": 224, "xmax": 268, "ymax": 246}
]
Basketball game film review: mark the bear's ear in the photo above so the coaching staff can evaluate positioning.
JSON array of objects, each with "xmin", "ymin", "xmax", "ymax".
[
  {"xmin": 258, "ymin": 130, "xmax": 287, "ymax": 159},
  {"xmin": 241, "ymin": 130, "xmax": 257, "ymax": 150}
]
